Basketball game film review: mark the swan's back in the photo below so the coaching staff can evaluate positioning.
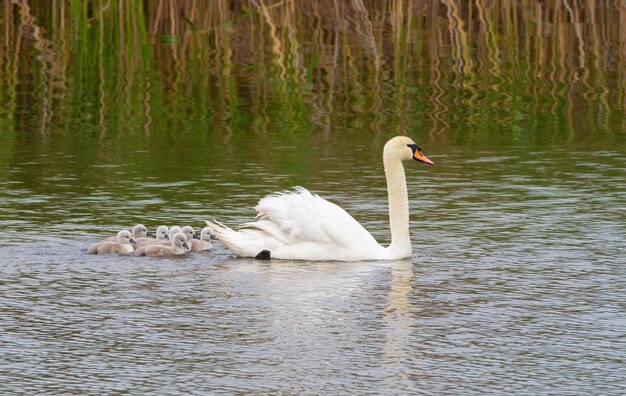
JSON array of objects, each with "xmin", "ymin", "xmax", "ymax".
[
  {"xmin": 256, "ymin": 188, "xmax": 377, "ymax": 246},
  {"xmin": 211, "ymin": 187, "xmax": 382, "ymax": 260}
]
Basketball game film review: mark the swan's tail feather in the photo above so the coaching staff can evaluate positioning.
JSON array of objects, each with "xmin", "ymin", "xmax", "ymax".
[
  {"xmin": 205, "ymin": 218, "xmax": 230, "ymax": 230},
  {"xmin": 205, "ymin": 219, "xmax": 267, "ymax": 257},
  {"xmin": 204, "ymin": 219, "xmax": 237, "ymax": 246}
]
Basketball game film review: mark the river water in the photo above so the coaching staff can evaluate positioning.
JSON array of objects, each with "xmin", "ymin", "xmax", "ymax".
[{"xmin": 1, "ymin": 1, "xmax": 625, "ymax": 394}]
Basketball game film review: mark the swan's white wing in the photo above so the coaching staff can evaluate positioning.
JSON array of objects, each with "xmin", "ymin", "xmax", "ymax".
[
  {"xmin": 207, "ymin": 187, "xmax": 384, "ymax": 259},
  {"xmin": 249, "ymin": 187, "xmax": 380, "ymax": 249}
]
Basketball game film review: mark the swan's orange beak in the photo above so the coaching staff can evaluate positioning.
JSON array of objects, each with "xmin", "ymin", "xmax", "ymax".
[{"xmin": 414, "ymin": 150, "xmax": 434, "ymax": 165}]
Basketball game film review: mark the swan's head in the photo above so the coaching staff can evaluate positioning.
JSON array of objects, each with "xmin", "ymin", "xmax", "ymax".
[
  {"xmin": 169, "ymin": 226, "xmax": 182, "ymax": 240},
  {"xmin": 385, "ymin": 136, "xmax": 433, "ymax": 165},
  {"xmin": 132, "ymin": 224, "xmax": 148, "ymax": 239},
  {"xmin": 172, "ymin": 232, "xmax": 189, "ymax": 250},
  {"xmin": 156, "ymin": 225, "xmax": 169, "ymax": 240},
  {"xmin": 182, "ymin": 226, "xmax": 198, "ymax": 240},
  {"xmin": 117, "ymin": 230, "xmax": 135, "ymax": 245},
  {"xmin": 200, "ymin": 226, "xmax": 215, "ymax": 241}
]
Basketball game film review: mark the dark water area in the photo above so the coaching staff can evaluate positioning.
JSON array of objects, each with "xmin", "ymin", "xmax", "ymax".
[{"xmin": 1, "ymin": 1, "xmax": 625, "ymax": 394}]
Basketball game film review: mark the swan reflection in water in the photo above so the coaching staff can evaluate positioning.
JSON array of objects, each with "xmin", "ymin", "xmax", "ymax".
[
  {"xmin": 213, "ymin": 258, "xmax": 415, "ymax": 374},
  {"xmin": 382, "ymin": 260, "xmax": 415, "ymax": 385}
]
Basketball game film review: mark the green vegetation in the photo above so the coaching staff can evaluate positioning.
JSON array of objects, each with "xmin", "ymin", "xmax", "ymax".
[{"xmin": 1, "ymin": 0, "xmax": 623, "ymax": 143}]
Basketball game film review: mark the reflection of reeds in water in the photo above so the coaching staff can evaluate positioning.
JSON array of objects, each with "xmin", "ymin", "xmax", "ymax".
[
  {"xmin": 426, "ymin": 3, "xmax": 449, "ymax": 139},
  {"xmin": 1, "ymin": 0, "xmax": 17, "ymax": 116},
  {"xmin": 0, "ymin": 1, "xmax": 624, "ymax": 140}
]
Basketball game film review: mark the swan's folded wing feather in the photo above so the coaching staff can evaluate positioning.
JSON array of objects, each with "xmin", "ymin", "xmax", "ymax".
[
  {"xmin": 239, "ymin": 219, "xmax": 290, "ymax": 245},
  {"xmin": 253, "ymin": 187, "xmax": 379, "ymax": 249}
]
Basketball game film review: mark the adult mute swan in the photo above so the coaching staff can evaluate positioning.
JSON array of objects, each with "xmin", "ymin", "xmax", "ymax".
[{"xmin": 207, "ymin": 136, "xmax": 433, "ymax": 261}]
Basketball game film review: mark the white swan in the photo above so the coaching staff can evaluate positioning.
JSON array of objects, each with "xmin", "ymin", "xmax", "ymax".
[{"xmin": 207, "ymin": 136, "xmax": 433, "ymax": 261}]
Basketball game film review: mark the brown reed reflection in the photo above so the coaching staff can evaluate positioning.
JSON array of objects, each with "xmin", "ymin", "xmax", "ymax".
[{"xmin": 0, "ymin": 0, "xmax": 623, "ymax": 141}]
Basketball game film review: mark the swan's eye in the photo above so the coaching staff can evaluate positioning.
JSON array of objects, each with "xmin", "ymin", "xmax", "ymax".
[{"xmin": 407, "ymin": 144, "xmax": 420, "ymax": 153}]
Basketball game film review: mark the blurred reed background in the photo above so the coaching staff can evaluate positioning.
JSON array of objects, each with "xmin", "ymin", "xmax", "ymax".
[{"xmin": 0, "ymin": 0, "xmax": 624, "ymax": 142}]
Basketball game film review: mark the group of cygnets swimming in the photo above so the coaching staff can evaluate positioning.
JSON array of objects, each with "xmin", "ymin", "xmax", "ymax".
[{"xmin": 88, "ymin": 224, "xmax": 215, "ymax": 257}]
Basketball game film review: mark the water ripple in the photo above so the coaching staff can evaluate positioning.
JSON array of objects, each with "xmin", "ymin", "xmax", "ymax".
[{"xmin": 1, "ymin": 146, "xmax": 625, "ymax": 393}]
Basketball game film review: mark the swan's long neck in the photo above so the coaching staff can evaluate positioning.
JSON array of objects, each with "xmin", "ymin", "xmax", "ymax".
[{"xmin": 383, "ymin": 149, "xmax": 412, "ymax": 258}]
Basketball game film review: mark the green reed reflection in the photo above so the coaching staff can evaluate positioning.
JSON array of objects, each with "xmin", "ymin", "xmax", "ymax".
[{"xmin": 0, "ymin": 0, "xmax": 624, "ymax": 145}]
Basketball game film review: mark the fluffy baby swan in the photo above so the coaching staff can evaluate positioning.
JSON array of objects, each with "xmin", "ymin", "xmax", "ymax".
[
  {"xmin": 104, "ymin": 224, "xmax": 147, "ymax": 243},
  {"xmin": 134, "ymin": 226, "xmax": 182, "ymax": 255},
  {"xmin": 168, "ymin": 226, "xmax": 182, "ymax": 239},
  {"xmin": 181, "ymin": 226, "xmax": 198, "ymax": 242},
  {"xmin": 134, "ymin": 225, "xmax": 169, "ymax": 246},
  {"xmin": 89, "ymin": 230, "xmax": 135, "ymax": 255},
  {"xmin": 143, "ymin": 232, "xmax": 189, "ymax": 257},
  {"xmin": 190, "ymin": 227, "xmax": 214, "ymax": 252}
]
